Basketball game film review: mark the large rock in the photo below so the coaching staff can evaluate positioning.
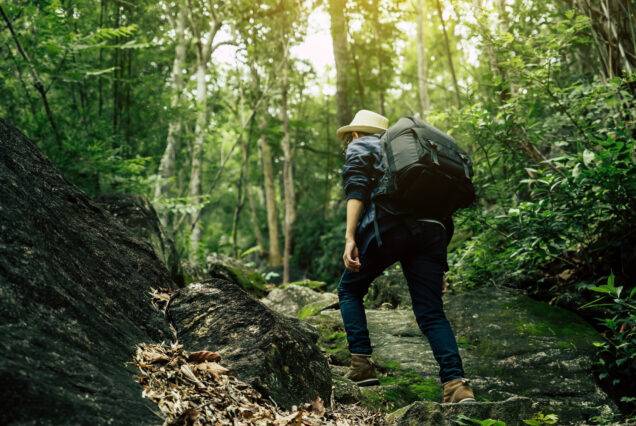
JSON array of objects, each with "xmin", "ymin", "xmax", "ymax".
[
  {"xmin": 166, "ymin": 278, "xmax": 332, "ymax": 409},
  {"xmin": 261, "ymin": 284, "xmax": 339, "ymax": 318},
  {"xmin": 315, "ymin": 286, "xmax": 616, "ymax": 424},
  {"xmin": 184, "ymin": 253, "xmax": 268, "ymax": 297},
  {"xmin": 386, "ymin": 396, "xmax": 534, "ymax": 425},
  {"xmin": 365, "ymin": 266, "xmax": 412, "ymax": 309},
  {"xmin": 96, "ymin": 193, "xmax": 184, "ymax": 287},
  {"xmin": 0, "ymin": 119, "xmax": 175, "ymax": 424}
]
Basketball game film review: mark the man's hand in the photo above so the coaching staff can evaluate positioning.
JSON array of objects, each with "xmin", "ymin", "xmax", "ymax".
[{"xmin": 343, "ymin": 237, "xmax": 361, "ymax": 272}]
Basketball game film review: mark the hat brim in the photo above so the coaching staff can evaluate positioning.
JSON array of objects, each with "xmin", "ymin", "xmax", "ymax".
[{"xmin": 336, "ymin": 124, "xmax": 386, "ymax": 141}]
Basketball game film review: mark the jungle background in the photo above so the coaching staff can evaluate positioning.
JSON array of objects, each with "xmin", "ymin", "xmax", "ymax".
[{"xmin": 1, "ymin": 0, "xmax": 634, "ymax": 419}]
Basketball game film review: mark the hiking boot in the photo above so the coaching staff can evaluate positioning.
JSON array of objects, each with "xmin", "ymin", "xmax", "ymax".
[
  {"xmin": 345, "ymin": 354, "xmax": 380, "ymax": 386},
  {"xmin": 442, "ymin": 378, "xmax": 476, "ymax": 403}
]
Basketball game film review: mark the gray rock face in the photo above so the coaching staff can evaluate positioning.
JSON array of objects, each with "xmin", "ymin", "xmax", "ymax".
[
  {"xmin": 386, "ymin": 397, "xmax": 533, "ymax": 426},
  {"xmin": 167, "ymin": 279, "xmax": 332, "ymax": 409},
  {"xmin": 316, "ymin": 285, "xmax": 615, "ymax": 424},
  {"xmin": 331, "ymin": 372, "xmax": 362, "ymax": 404},
  {"xmin": 365, "ymin": 266, "xmax": 412, "ymax": 309},
  {"xmin": 96, "ymin": 193, "xmax": 184, "ymax": 287},
  {"xmin": 0, "ymin": 119, "xmax": 175, "ymax": 424},
  {"xmin": 261, "ymin": 284, "xmax": 339, "ymax": 318}
]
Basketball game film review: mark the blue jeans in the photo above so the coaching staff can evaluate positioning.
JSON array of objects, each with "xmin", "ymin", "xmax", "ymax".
[{"xmin": 337, "ymin": 221, "xmax": 465, "ymax": 383}]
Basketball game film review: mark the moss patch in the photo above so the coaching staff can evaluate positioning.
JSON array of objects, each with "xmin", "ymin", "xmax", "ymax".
[
  {"xmin": 206, "ymin": 255, "xmax": 269, "ymax": 297},
  {"xmin": 298, "ymin": 302, "xmax": 326, "ymax": 320},
  {"xmin": 308, "ymin": 315, "xmax": 350, "ymax": 365},
  {"xmin": 505, "ymin": 297, "xmax": 597, "ymax": 345},
  {"xmin": 284, "ymin": 279, "xmax": 327, "ymax": 291},
  {"xmin": 360, "ymin": 359, "xmax": 441, "ymax": 412},
  {"xmin": 227, "ymin": 265, "xmax": 268, "ymax": 297}
]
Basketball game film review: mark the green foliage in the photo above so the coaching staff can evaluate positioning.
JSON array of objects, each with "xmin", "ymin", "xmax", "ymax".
[
  {"xmin": 455, "ymin": 415, "xmax": 506, "ymax": 426},
  {"xmin": 583, "ymin": 275, "xmax": 636, "ymax": 398},
  {"xmin": 449, "ymin": 78, "xmax": 635, "ymax": 291},
  {"xmin": 284, "ymin": 279, "xmax": 327, "ymax": 291},
  {"xmin": 522, "ymin": 412, "xmax": 559, "ymax": 425}
]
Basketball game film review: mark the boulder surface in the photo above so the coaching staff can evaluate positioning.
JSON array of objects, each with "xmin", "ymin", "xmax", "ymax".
[
  {"xmin": 314, "ymin": 286, "xmax": 615, "ymax": 423},
  {"xmin": 386, "ymin": 396, "xmax": 533, "ymax": 425},
  {"xmin": 96, "ymin": 193, "xmax": 184, "ymax": 287},
  {"xmin": 167, "ymin": 278, "xmax": 332, "ymax": 409},
  {"xmin": 185, "ymin": 252, "xmax": 268, "ymax": 297},
  {"xmin": 261, "ymin": 284, "xmax": 338, "ymax": 318},
  {"xmin": 0, "ymin": 119, "xmax": 175, "ymax": 424}
]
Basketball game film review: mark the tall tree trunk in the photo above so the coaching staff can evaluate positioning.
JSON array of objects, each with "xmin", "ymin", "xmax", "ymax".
[
  {"xmin": 246, "ymin": 184, "xmax": 265, "ymax": 256},
  {"xmin": 186, "ymin": 8, "xmax": 220, "ymax": 259},
  {"xmin": 416, "ymin": 0, "xmax": 430, "ymax": 118},
  {"xmin": 113, "ymin": 4, "xmax": 120, "ymax": 133},
  {"xmin": 473, "ymin": 0, "xmax": 508, "ymax": 102},
  {"xmin": 496, "ymin": 0, "xmax": 515, "ymax": 98},
  {"xmin": 434, "ymin": 0, "xmax": 462, "ymax": 108},
  {"xmin": 189, "ymin": 55, "xmax": 207, "ymax": 257},
  {"xmin": 371, "ymin": 1, "xmax": 386, "ymax": 115},
  {"xmin": 280, "ymin": 40, "xmax": 296, "ymax": 284},
  {"xmin": 155, "ymin": 2, "xmax": 187, "ymax": 226},
  {"xmin": 231, "ymin": 135, "xmax": 248, "ymax": 258},
  {"xmin": 574, "ymin": 0, "xmax": 636, "ymax": 81},
  {"xmin": 98, "ymin": 0, "xmax": 105, "ymax": 117},
  {"xmin": 258, "ymin": 116, "xmax": 282, "ymax": 266},
  {"xmin": 328, "ymin": 0, "xmax": 352, "ymax": 125}
]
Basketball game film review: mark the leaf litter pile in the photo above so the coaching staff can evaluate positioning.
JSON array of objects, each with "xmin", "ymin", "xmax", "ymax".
[{"xmin": 135, "ymin": 341, "xmax": 385, "ymax": 425}]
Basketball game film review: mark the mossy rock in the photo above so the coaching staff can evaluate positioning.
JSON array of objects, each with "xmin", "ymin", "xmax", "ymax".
[
  {"xmin": 306, "ymin": 313, "xmax": 350, "ymax": 366},
  {"xmin": 385, "ymin": 396, "xmax": 534, "ymax": 426},
  {"xmin": 285, "ymin": 279, "xmax": 327, "ymax": 292},
  {"xmin": 313, "ymin": 285, "xmax": 616, "ymax": 424},
  {"xmin": 331, "ymin": 373, "xmax": 362, "ymax": 404},
  {"xmin": 205, "ymin": 253, "xmax": 268, "ymax": 298},
  {"xmin": 298, "ymin": 300, "xmax": 334, "ymax": 319},
  {"xmin": 359, "ymin": 358, "xmax": 441, "ymax": 413},
  {"xmin": 261, "ymin": 285, "xmax": 338, "ymax": 318}
]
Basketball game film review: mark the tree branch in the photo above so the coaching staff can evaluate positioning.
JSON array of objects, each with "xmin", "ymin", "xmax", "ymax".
[{"xmin": 0, "ymin": 5, "xmax": 62, "ymax": 146}]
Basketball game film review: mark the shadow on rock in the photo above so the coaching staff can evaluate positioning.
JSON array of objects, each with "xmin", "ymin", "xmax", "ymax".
[{"xmin": 167, "ymin": 278, "xmax": 333, "ymax": 409}]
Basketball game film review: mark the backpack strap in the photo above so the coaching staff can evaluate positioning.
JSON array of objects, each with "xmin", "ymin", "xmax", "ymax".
[{"xmin": 372, "ymin": 202, "xmax": 382, "ymax": 247}]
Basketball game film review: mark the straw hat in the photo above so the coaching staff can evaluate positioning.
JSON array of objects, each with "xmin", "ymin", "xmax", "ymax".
[{"xmin": 336, "ymin": 109, "xmax": 389, "ymax": 141}]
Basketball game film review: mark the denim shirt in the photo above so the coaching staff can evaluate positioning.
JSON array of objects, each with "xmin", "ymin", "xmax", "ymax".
[
  {"xmin": 341, "ymin": 135, "xmax": 400, "ymax": 252},
  {"xmin": 341, "ymin": 134, "xmax": 454, "ymax": 254}
]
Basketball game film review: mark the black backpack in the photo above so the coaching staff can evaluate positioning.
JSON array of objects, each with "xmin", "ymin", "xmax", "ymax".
[{"xmin": 375, "ymin": 116, "xmax": 475, "ymax": 220}]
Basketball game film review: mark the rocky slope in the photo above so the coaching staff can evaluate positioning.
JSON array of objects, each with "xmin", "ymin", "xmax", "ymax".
[
  {"xmin": 0, "ymin": 119, "xmax": 175, "ymax": 424},
  {"xmin": 96, "ymin": 193, "xmax": 184, "ymax": 287},
  {"xmin": 265, "ymin": 273, "xmax": 617, "ymax": 424},
  {"xmin": 167, "ymin": 278, "xmax": 333, "ymax": 409}
]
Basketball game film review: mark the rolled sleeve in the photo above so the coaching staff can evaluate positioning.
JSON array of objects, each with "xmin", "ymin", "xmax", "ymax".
[{"xmin": 342, "ymin": 149, "xmax": 374, "ymax": 203}]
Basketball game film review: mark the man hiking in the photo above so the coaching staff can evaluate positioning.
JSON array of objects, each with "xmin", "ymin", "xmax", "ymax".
[{"xmin": 337, "ymin": 109, "xmax": 475, "ymax": 404}]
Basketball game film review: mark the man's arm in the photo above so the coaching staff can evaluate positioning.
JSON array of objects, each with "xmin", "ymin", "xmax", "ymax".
[{"xmin": 343, "ymin": 199, "xmax": 364, "ymax": 272}]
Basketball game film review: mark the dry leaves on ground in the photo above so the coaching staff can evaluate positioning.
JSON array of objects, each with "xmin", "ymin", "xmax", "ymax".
[{"xmin": 135, "ymin": 342, "xmax": 384, "ymax": 425}]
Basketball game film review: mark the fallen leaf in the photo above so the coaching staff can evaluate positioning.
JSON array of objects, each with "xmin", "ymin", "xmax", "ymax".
[
  {"xmin": 275, "ymin": 410, "xmax": 303, "ymax": 425},
  {"xmin": 180, "ymin": 364, "xmax": 205, "ymax": 389},
  {"xmin": 310, "ymin": 397, "xmax": 325, "ymax": 416},
  {"xmin": 188, "ymin": 350, "xmax": 221, "ymax": 363},
  {"xmin": 195, "ymin": 361, "xmax": 229, "ymax": 379}
]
